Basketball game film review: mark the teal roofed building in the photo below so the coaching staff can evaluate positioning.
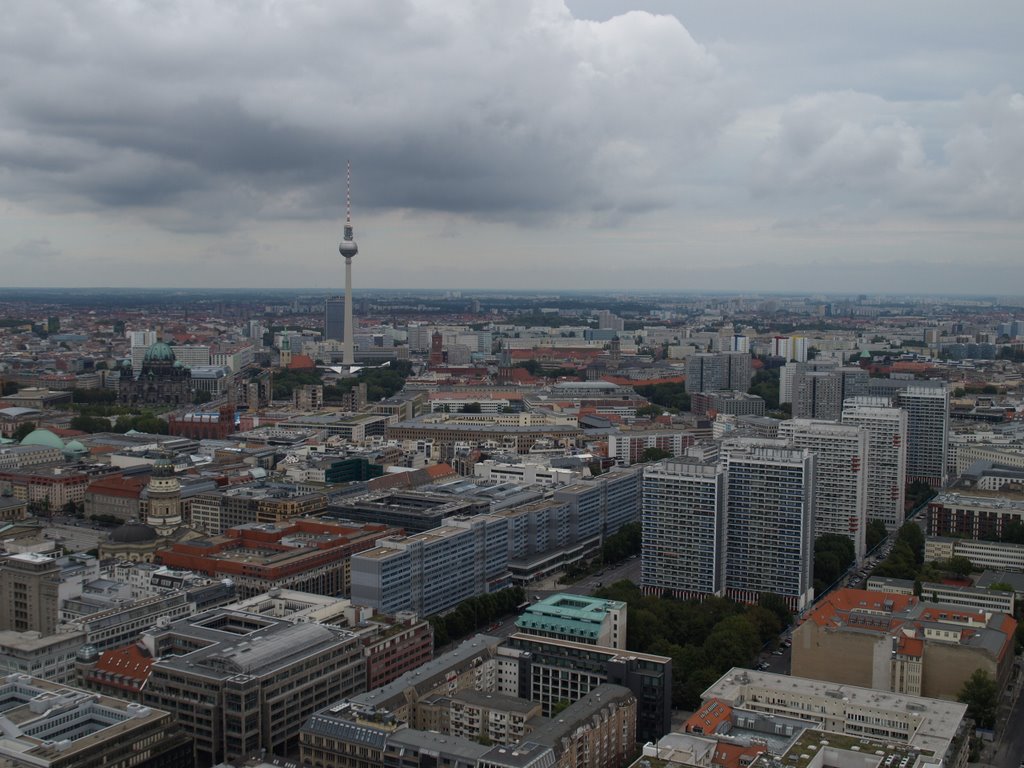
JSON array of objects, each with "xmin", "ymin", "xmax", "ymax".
[{"xmin": 515, "ymin": 593, "xmax": 627, "ymax": 649}]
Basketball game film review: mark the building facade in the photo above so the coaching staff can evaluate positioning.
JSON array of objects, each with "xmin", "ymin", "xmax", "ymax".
[
  {"xmin": 842, "ymin": 397, "xmax": 909, "ymax": 532},
  {"xmin": 777, "ymin": 420, "xmax": 869, "ymax": 561},
  {"xmin": 641, "ymin": 458, "xmax": 725, "ymax": 599},
  {"xmin": 722, "ymin": 440, "xmax": 815, "ymax": 611}
]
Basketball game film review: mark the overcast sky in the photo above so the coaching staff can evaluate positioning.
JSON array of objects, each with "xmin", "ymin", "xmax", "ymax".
[{"xmin": 2, "ymin": 0, "xmax": 1022, "ymax": 294}]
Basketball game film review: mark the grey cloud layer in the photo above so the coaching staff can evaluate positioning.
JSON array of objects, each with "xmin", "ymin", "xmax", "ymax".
[
  {"xmin": 0, "ymin": 0, "xmax": 1021, "ymax": 241},
  {"xmin": 0, "ymin": 1, "xmax": 732, "ymax": 231}
]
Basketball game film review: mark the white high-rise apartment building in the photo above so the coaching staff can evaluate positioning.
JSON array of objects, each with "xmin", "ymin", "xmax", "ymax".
[
  {"xmin": 641, "ymin": 459, "xmax": 725, "ymax": 599},
  {"xmin": 896, "ymin": 386, "xmax": 949, "ymax": 489},
  {"xmin": 842, "ymin": 398, "xmax": 908, "ymax": 533},
  {"xmin": 722, "ymin": 439, "xmax": 816, "ymax": 611},
  {"xmin": 777, "ymin": 420, "xmax": 869, "ymax": 561},
  {"xmin": 771, "ymin": 336, "xmax": 808, "ymax": 362}
]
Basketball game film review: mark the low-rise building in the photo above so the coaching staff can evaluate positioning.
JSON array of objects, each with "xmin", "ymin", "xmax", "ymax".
[
  {"xmin": 792, "ymin": 588, "xmax": 1016, "ymax": 699},
  {"xmin": 701, "ymin": 668, "xmax": 969, "ymax": 768},
  {"xmin": 506, "ymin": 632, "xmax": 671, "ymax": 742},
  {"xmin": 0, "ymin": 630, "xmax": 85, "ymax": 685},
  {"xmin": 156, "ymin": 519, "xmax": 400, "ymax": 598},
  {"xmin": 515, "ymin": 593, "xmax": 626, "ymax": 649},
  {"xmin": 0, "ymin": 674, "xmax": 192, "ymax": 768}
]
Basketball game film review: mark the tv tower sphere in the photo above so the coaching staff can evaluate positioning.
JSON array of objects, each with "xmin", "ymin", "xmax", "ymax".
[{"xmin": 339, "ymin": 227, "xmax": 358, "ymax": 259}]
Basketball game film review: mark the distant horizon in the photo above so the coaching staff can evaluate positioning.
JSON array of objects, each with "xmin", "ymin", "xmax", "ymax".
[{"xmin": 1, "ymin": 286, "xmax": 1023, "ymax": 302}]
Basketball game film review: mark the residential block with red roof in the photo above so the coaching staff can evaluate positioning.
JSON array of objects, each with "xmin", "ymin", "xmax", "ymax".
[{"xmin": 793, "ymin": 587, "xmax": 1016, "ymax": 700}]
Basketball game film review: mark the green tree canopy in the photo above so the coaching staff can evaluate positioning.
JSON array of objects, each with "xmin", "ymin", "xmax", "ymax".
[
  {"xmin": 958, "ymin": 669, "xmax": 998, "ymax": 729},
  {"xmin": 866, "ymin": 519, "xmax": 889, "ymax": 553},
  {"xmin": 11, "ymin": 422, "xmax": 36, "ymax": 442},
  {"xmin": 640, "ymin": 447, "xmax": 672, "ymax": 462},
  {"xmin": 946, "ymin": 556, "xmax": 973, "ymax": 579},
  {"xmin": 896, "ymin": 521, "xmax": 925, "ymax": 565}
]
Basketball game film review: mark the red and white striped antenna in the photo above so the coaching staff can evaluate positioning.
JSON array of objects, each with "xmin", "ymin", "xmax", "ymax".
[{"xmin": 345, "ymin": 161, "xmax": 352, "ymax": 226}]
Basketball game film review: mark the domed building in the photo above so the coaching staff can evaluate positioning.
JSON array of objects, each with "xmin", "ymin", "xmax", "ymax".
[
  {"xmin": 99, "ymin": 455, "xmax": 199, "ymax": 562},
  {"xmin": 118, "ymin": 341, "xmax": 192, "ymax": 406},
  {"xmin": 99, "ymin": 521, "xmax": 160, "ymax": 562},
  {"xmin": 19, "ymin": 428, "xmax": 88, "ymax": 461}
]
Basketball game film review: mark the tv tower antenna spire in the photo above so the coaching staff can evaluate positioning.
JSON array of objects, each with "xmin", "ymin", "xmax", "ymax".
[{"xmin": 338, "ymin": 161, "xmax": 358, "ymax": 367}]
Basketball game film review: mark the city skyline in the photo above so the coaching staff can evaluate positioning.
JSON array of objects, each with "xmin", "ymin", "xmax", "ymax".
[{"xmin": 1, "ymin": 1, "xmax": 1021, "ymax": 293}]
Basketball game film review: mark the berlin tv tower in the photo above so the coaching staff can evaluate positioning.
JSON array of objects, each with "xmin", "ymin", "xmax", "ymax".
[{"xmin": 338, "ymin": 162, "xmax": 358, "ymax": 367}]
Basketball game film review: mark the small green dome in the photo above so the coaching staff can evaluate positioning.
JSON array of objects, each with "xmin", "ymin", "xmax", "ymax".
[
  {"xmin": 20, "ymin": 429, "xmax": 66, "ymax": 450},
  {"xmin": 144, "ymin": 342, "xmax": 176, "ymax": 363},
  {"xmin": 64, "ymin": 439, "xmax": 88, "ymax": 457}
]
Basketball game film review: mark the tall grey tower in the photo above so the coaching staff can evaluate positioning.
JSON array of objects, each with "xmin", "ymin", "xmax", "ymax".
[{"xmin": 338, "ymin": 162, "xmax": 358, "ymax": 367}]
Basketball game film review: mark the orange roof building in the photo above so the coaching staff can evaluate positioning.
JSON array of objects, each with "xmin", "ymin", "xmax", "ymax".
[{"xmin": 793, "ymin": 587, "xmax": 1016, "ymax": 700}]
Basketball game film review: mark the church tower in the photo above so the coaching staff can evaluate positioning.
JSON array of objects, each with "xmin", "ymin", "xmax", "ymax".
[
  {"xmin": 280, "ymin": 334, "xmax": 292, "ymax": 368},
  {"xmin": 146, "ymin": 455, "xmax": 183, "ymax": 537}
]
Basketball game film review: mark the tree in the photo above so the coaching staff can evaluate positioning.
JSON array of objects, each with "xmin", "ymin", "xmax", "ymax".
[
  {"xmin": 193, "ymin": 389, "xmax": 213, "ymax": 405},
  {"xmin": 946, "ymin": 556, "xmax": 974, "ymax": 579},
  {"xmin": 11, "ymin": 422, "xmax": 36, "ymax": 442},
  {"xmin": 757, "ymin": 593, "xmax": 792, "ymax": 628},
  {"xmin": 747, "ymin": 369, "xmax": 780, "ymax": 410},
  {"xmin": 896, "ymin": 522, "xmax": 925, "ymax": 565},
  {"xmin": 635, "ymin": 404, "xmax": 664, "ymax": 419},
  {"xmin": 814, "ymin": 533, "xmax": 856, "ymax": 589},
  {"xmin": 958, "ymin": 669, "xmax": 998, "ymax": 729},
  {"xmin": 866, "ymin": 519, "xmax": 889, "ymax": 553},
  {"xmin": 641, "ymin": 447, "xmax": 672, "ymax": 462},
  {"xmin": 1002, "ymin": 520, "xmax": 1024, "ymax": 545}
]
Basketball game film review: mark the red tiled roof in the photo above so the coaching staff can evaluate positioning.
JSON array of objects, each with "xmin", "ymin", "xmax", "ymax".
[
  {"xmin": 95, "ymin": 643, "xmax": 154, "ymax": 683},
  {"xmin": 714, "ymin": 740, "xmax": 766, "ymax": 768},
  {"xmin": 804, "ymin": 588, "xmax": 917, "ymax": 630},
  {"xmin": 685, "ymin": 697, "xmax": 733, "ymax": 735},
  {"xmin": 424, "ymin": 463, "xmax": 456, "ymax": 480},
  {"xmin": 288, "ymin": 354, "xmax": 316, "ymax": 370}
]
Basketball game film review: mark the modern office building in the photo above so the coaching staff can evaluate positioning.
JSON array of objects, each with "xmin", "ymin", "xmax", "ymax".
[
  {"xmin": 350, "ymin": 514, "xmax": 510, "ymax": 616},
  {"xmin": 685, "ymin": 352, "xmax": 752, "ymax": 394},
  {"xmin": 641, "ymin": 458, "xmax": 725, "ymax": 600},
  {"xmin": 721, "ymin": 440, "xmax": 815, "ymax": 611},
  {"xmin": 325, "ymin": 296, "xmax": 346, "ymax": 342},
  {"xmin": 779, "ymin": 360, "xmax": 838, "ymax": 405},
  {"xmin": 553, "ymin": 466, "xmax": 642, "ymax": 539},
  {"xmin": 842, "ymin": 397, "xmax": 909, "ymax": 532},
  {"xmin": 141, "ymin": 609, "xmax": 366, "ymax": 766},
  {"xmin": 0, "ymin": 675, "xmax": 192, "ymax": 768},
  {"xmin": 690, "ymin": 390, "xmax": 765, "ymax": 418},
  {"xmin": 897, "ymin": 386, "xmax": 950, "ymax": 488},
  {"xmin": 777, "ymin": 420, "xmax": 869, "ymax": 560},
  {"xmin": 791, "ymin": 367, "xmax": 868, "ymax": 421},
  {"xmin": 926, "ymin": 490, "xmax": 1024, "ymax": 540},
  {"xmin": 515, "ymin": 593, "xmax": 627, "ymax": 649}
]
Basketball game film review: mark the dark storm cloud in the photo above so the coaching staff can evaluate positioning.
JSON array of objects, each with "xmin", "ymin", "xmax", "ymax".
[{"xmin": 0, "ymin": 0, "xmax": 733, "ymax": 232}]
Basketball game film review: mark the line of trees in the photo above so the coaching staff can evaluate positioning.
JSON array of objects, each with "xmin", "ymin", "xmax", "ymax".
[{"xmin": 429, "ymin": 586, "xmax": 527, "ymax": 649}]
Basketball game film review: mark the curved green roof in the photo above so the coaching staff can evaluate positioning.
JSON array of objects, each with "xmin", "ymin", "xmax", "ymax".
[
  {"xmin": 64, "ymin": 439, "xmax": 88, "ymax": 455},
  {"xmin": 20, "ymin": 429, "xmax": 65, "ymax": 450},
  {"xmin": 144, "ymin": 342, "xmax": 176, "ymax": 362}
]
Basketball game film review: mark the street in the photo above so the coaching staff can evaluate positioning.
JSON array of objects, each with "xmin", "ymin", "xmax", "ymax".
[{"xmin": 984, "ymin": 660, "xmax": 1024, "ymax": 768}]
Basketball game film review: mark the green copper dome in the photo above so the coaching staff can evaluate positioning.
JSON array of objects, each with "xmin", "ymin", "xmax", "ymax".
[
  {"xmin": 144, "ymin": 342, "xmax": 176, "ymax": 363},
  {"xmin": 20, "ymin": 429, "xmax": 66, "ymax": 450}
]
